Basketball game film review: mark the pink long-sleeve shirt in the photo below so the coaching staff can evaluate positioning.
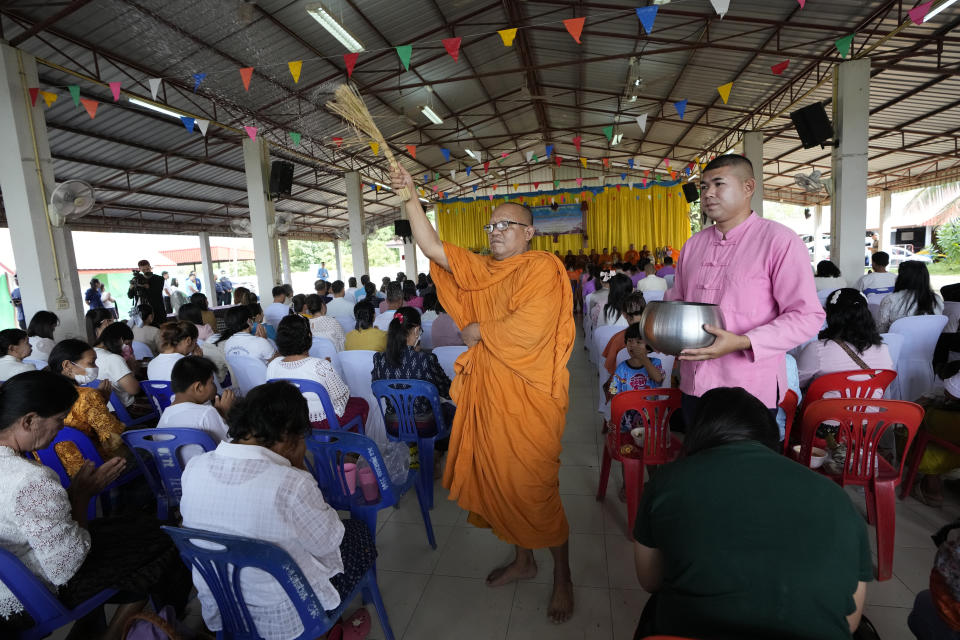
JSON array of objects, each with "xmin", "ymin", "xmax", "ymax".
[{"xmin": 665, "ymin": 213, "xmax": 825, "ymax": 407}]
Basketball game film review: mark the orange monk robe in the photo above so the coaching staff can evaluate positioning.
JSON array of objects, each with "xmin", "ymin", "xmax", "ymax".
[
  {"xmin": 623, "ymin": 250, "xmax": 639, "ymax": 265},
  {"xmin": 599, "ymin": 253, "xmax": 611, "ymax": 265},
  {"xmin": 431, "ymin": 243, "xmax": 575, "ymax": 549}
]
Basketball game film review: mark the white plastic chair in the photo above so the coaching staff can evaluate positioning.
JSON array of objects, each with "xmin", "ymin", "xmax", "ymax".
[
  {"xmin": 131, "ymin": 340, "xmax": 153, "ymax": 360},
  {"xmin": 432, "ymin": 346, "xmax": 467, "ymax": 381},
  {"xmin": 865, "ymin": 292, "xmax": 891, "ymax": 306},
  {"xmin": 641, "ymin": 289, "xmax": 665, "ymax": 302},
  {"xmin": 879, "ymin": 333, "xmax": 904, "ymax": 399},
  {"xmin": 943, "ymin": 301, "xmax": 960, "ymax": 334},
  {"xmin": 224, "ymin": 355, "xmax": 267, "ymax": 396},
  {"xmin": 817, "ymin": 288, "xmax": 840, "ymax": 308},
  {"xmin": 868, "ymin": 303, "xmax": 882, "ymax": 325},
  {"xmin": 420, "ymin": 319, "xmax": 434, "ymax": 350},
  {"xmin": 325, "ymin": 349, "xmax": 386, "ymax": 445},
  {"xmin": 335, "ymin": 316, "xmax": 355, "ymax": 335},
  {"xmin": 23, "ymin": 358, "xmax": 45, "ymax": 370},
  {"xmin": 888, "ymin": 315, "xmax": 948, "ymax": 401},
  {"xmin": 309, "ymin": 336, "xmax": 344, "ymax": 378},
  {"xmin": 592, "ymin": 325, "xmax": 621, "ymax": 368},
  {"xmin": 664, "ymin": 274, "xmax": 675, "ymax": 288}
]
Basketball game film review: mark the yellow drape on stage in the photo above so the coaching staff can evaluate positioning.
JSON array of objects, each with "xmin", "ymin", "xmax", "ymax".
[{"xmin": 435, "ymin": 184, "xmax": 691, "ymax": 254}]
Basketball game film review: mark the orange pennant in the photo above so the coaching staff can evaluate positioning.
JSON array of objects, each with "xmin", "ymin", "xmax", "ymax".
[
  {"xmin": 563, "ymin": 17, "xmax": 586, "ymax": 44},
  {"xmin": 406, "ymin": 144, "xmax": 417, "ymax": 158},
  {"xmin": 239, "ymin": 67, "xmax": 253, "ymax": 91},
  {"xmin": 80, "ymin": 98, "xmax": 98, "ymax": 119}
]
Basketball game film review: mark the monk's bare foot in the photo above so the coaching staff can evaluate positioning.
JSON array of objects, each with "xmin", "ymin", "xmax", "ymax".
[
  {"xmin": 486, "ymin": 556, "xmax": 537, "ymax": 587},
  {"xmin": 548, "ymin": 580, "xmax": 574, "ymax": 623}
]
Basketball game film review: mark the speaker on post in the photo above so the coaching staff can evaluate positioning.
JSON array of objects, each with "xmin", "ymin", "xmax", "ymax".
[
  {"xmin": 394, "ymin": 219, "xmax": 412, "ymax": 243},
  {"xmin": 269, "ymin": 161, "xmax": 294, "ymax": 198},
  {"xmin": 790, "ymin": 103, "xmax": 835, "ymax": 149},
  {"xmin": 681, "ymin": 182, "xmax": 699, "ymax": 203}
]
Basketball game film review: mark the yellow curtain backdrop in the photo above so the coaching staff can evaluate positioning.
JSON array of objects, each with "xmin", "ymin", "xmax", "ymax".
[{"xmin": 435, "ymin": 184, "xmax": 691, "ymax": 254}]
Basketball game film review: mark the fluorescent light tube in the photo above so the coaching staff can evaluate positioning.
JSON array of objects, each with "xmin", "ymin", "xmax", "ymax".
[
  {"xmin": 925, "ymin": 0, "xmax": 957, "ymax": 21},
  {"xmin": 421, "ymin": 105, "xmax": 443, "ymax": 125},
  {"xmin": 612, "ymin": 133, "xmax": 623, "ymax": 145},
  {"xmin": 465, "ymin": 149, "xmax": 480, "ymax": 161},
  {"xmin": 419, "ymin": 197, "xmax": 429, "ymax": 203},
  {"xmin": 306, "ymin": 3, "xmax": 364, "ymax": 53},
  {"xmin": 128, "ymin": 97, "xmax": 183, "ymax": 119}
]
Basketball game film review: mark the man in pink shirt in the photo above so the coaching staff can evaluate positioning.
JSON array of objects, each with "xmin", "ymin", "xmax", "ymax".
[{"xmin": 665, "ymin": 154, "xmax": 824, "ymax": 416}]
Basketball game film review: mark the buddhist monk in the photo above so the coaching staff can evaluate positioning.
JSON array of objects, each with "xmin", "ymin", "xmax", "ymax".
[
  {"xmin": 391, "ymin": 166, "xmax": 576, "ymax": 622},
  {"xmin": 624, "ymin": 243, "xmax": 640, "ymax": 265}
]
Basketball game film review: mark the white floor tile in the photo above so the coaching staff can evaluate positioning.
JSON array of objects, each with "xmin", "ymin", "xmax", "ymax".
[
  {"xmin": 506, "ymin": 582, "xmax": 613, "ymax": 640},
  {"xmin": 559, "ymin": 442, "xmax": 600, "ymax": 467},
  {"xmin": 530, "ymin": 533, "xmax": 608, "ymax": 589},
  {"xmin": 402, "ymin": 575, "xmax": 515, "ymax": 640},
  {"xmin": 863, "ymin": 605, "xmax": 913, "ymax": 640},
  {"xmin": 866, "ymin": 574, "xmax": 919, "ymax": 608},
  {"xmin": 893, "ymin": 547, "xmax": 936, "ymax": 594},
  {"xmin": 389, "ymin": 484, "xmax": 466, "ymax": 528},
  {"xmin": 605, "ymin": 533, "xmax": 640, "ymax": 590},
  {"xmin": 562, "ymin": 493, "xmax": 606, "ymax": 535},
  {"xmin": 434, "ymin": 526, "xmax": 515, "ymax": 580},
  {"xmin": 373, "ymin": 520, "xmax": 452, "ymax": 574},
  {"xmin": 610, "ymin": 588, "xmax": 650, "ymax": 640},
  {"xmin": 341, "ymin": 569, "xmax": 430, "ymax": 640},
  {"xmin": 559, "ymin": 465, "xmax": 601, "ymax": 495}
]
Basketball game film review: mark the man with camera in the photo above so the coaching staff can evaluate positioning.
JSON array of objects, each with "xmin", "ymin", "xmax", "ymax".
[{"xmin": 128, "ymin": 259, "xmax": 166, "ymax": 326}]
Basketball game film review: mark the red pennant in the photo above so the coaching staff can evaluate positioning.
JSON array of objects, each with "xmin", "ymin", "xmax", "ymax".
[
  {"xmin": 483, "ymin": 161, "xmax": 490, "ymax": 173},
  {"xmin": 555, "ymin": 155, "xmax": 562, "ymax": 166},
  {"xmin": 771, "ymin": 60, "xmax": 790, "ymax": 75},
  {"xmin": 563, "ymin": 17, "xmax": 586, "ymax": 44},
  {"xmin": 239, "ymin": 67, "xmax": 254, "ymax": 91},
  {"xmin": 573, "ymin": 136, "xmax": 582, "ymax": 152},
  {"xmin": 406, "ymin": 144, "xmax": 416, "ymax": 158},
  {"xmin": 80, "ymin": 98, "xmax": 98, "ymax": 119},
  {"xmin": 602, "ymin": 157, "xmax": 610, "ymax": 167},
  {"xmin": 332, "ymin": 137, "xmax": 343, "ymax": 147},
  {"xmin": 343, "ymin": 52, "xmax": 359, "ymax": 78},
  {"xmin": 28, "ymin": 88, "xmax": 39, "ymax": 106},
  {"xmin": 501, "ymin": 152, "xmax": 509, "ymax": 158},
  {"xmin": 442, "ymin": 37, "xmax": 462, "ymax": 62},
  {"xmin": 616, "ymin": 184, "xmax": 621, "ymax": 191},
  {"xmin": 109, "ymin": 81, "xmax": 121, "ymax": 102},
  {"xmin": 534, "ymin": 182, "xmax": 540, "ymax": 189}
]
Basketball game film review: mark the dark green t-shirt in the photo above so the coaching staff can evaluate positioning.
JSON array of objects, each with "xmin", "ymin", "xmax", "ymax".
[{"xmin": 634, "ymin": 441, "xmax": 873, "ymax": 640}]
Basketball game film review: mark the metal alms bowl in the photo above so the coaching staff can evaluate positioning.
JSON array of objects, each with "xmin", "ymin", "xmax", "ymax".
[{"xmin": 639, "ymin": 301, "xmax": 726, "ymax": 356}]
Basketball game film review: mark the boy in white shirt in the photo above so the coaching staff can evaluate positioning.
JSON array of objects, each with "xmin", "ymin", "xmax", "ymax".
[{"xmin": 157, "ymin": 356, "xmax": 234, "ymax": 444}]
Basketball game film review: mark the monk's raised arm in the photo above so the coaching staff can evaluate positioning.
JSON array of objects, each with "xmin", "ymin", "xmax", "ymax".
[{"xmin": 391, "ymin": 165, "xmax": 449, "ymax": 271}]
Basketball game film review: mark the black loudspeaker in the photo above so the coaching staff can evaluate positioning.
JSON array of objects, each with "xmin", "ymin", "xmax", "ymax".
[
  {"xmin": 269, "ymin": 161, "xmax": 294, "ymax": 198},
  {"xmin": 681, "ymin": 182, "xmax": 699, "ymax": 203},
  {"xmin": 790, "ymin": 103, "xmax": 834, "ymax": 149},
  {"xmin": 394, "ymin": 220, "xmax": 412, "ymax": 241}
]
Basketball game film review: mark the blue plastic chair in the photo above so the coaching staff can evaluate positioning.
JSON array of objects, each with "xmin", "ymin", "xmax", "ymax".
[
  {"xmin": 305, "ymin": 430, "xmax": 436, "ymax": 549},
  {"xmin": 121, "ymin": 428, "xmax": 218, "ymax": 521},
  {"xmin": 81, "ymin": 381, "xmax": 158, "ymax": 427},
  {"xmin": 0, "ymin": 548, "xmax": 116, "ymax": 640},
  {"xmin": 267, "ymin": 378, "xmax": 364, "ymax": 433},
  {"xmin": 370, "ymin": 379, "xmax": 451, "ymax": 510},
  {"xmin": 141, "ymin": 380, "xmax": 174, "ymax": 413},
  {"xmin": 161, "ymin": 525, "xmax": 395, "ymax": 640}
]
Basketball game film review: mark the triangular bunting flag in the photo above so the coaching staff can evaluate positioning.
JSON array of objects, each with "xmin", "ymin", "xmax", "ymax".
[
  {"xmin": 665, "ymin": 158, "xmax": 671, "ymax": 168},
  {"xmin": 239, "ymin": 67, "xmax": 254, "ymax": 91},
  {"xmin": 771, "ymin": 60, "xmax": 790, "ymax": 75},
  {"xmin": 180, "ymin": 116, "xmax": 195, "ymax": 132},
  {"xmin": 576, "ymin": 177, "xmax": 583, "ymax": 187},
  {"xmin": 563, "ymin": 17, "xmax": 586, "ymax": 43},
  {"xmin": 192, "ymin": 73, "xmax": 206, "ymax": 92},
  {"xmin": 602, "ymin": 125, "xmax": 614, "ymax": 141},
  {"xmin": 473, "ymin": 185, "xmax": 478, "ymax": 192},
  {"xmin": 333, "ymin": 137, "xmax": 343, "ymax": 147},
  {"xmin": 148, "ymin": 78, "xmax": 162, "ymax": 100},
  {"xmin": 343, "ymin": 52, "xmax": 359, "ymax": 78},
  {"xmin": 534, "ymin": 182, "xmax": 540, "ymax": 189},
  {"xmin": 835, "ymin": 34, "xmax": 854, "ymax": 58},
  {"xmin": 483, "ymin": 161, "xmax": 490, "ymax": 173},
  {"xmin": 580, "ymin": 157, "xmax": 587, "ymax": 168},
  {"xmin": 909, "ymin": 1, "xmax": 932, "ymax": 24},
  {"xmin": 674, "ymin": 100, "xmax": 688, "ymax": 119},
  {"xmin": 642, "ymin": 178, "xmax": 647, "ymax": 187},
  {"xmin": 80, "ymin": 98, "xmax": 98, "ymax": 119},
  {"xmin": 197, "ymin": 119, "xmax": 210, "ymax": 136},
  {"xmin": 555, "ymin": 155, "xmax": 563, "ymax": 166},
  {"xmin": 450, "ymin": 170, "xmax": 457, "ymax": 180},
  {"xmin": 635, "ymin": 6, "xmax": 658, "ymax": 34},
  {"xmin": 441, "ymin": 148, "xmax": 451, "ymax": 162},
  {"xmin": 244, "ymin": 126, "xmax": 257, "ymax": 141},
  {"xmin": 616, "ymin": 184, "xmax": 621, "ymax": 192},
  {"xmin": 532, "ymin": 154, "xmax": 538, "ymax": 163},
  {"xmin": 498, "ymin": 28, "xmax": 518, "ymax": 46},
  {"xmin": 628, "ymin": 158, "xmax": 635, "ymax": 169},
  {"xmin": 603, "ymin": 158, "xmax": 610, "ymax": 167},
  {"xmin": 406, "ymin": 144, "xmax": 416, "ymax": 158},
  {"xmin": 545, "ymin": 144, "xmax": 553, "ymax": 157},
  {"xmin": 573, "ymin": 136, "xmax": 582, "ymax": 152},
  {"xmin": 621, "ymin": 173, "xmax": 627, "ymax": 181},
  {"xmin": 466, "ymin": 166, "xmax": 472, "ymax": 176},
  {"xmin": 501, "ymin": 152, "xmax": 508, "ymax": 158},
  {"xmin": 28, "ymin": 88, "xmax": 39, "ymax": 107},
  {"xmin": 442, "ymin": 37, "xmax": 462, "ymax": 61},
  {"xmin": 717, "ymin": 82, "xmax": 733, "ymax": 104},
  {"xmin": 710, "ymin": 0, "xmax": 730, "ymax": 18},
  {"xmin": 369, "ymin": 141, "xmax": 380, "ymax": 155},
  {"xmin": 396, "ymin": 45, "xmax": 412, "ymax": 71},
  {"xmin": 39, "ymin": 91, "xmax": 57, "ymax": 108},
  {"xmin": 525, "ymin": 151, "xmax": 534, "ymax": 162},
  {"xmin": 424, "ymin": 173, "xmax": 430, "ymax": 182},
  {"xmin": 798, "ymin": 0, "xmax": 806, "ymax": 5},
  {"xmin": 554, "ymin": 180, "xmax": 560, "ymax": 189},
  {"xmin": 289, "ymin": 131, "xmax": 301, "ymax": 145},
  {"xmin": 492, "ymin": 184, "xmax": 498, "ymax": 191},
  {"xmin": 288, "ymin": 60, "xmax": 303, "ymax": 83},
  {"xmin": 68, "ymin": 85, "xmax": 80, "ymax": 107},
  {"xmin": 109, "ymin": 81, "xmax": 121, "ymax": 102},
  {"xmin": 636, "ymin": 113, "xmax": 648, "ymax": 132}
]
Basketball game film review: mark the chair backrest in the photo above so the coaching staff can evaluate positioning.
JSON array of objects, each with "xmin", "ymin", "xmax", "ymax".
[
  {"xmin": 798, "ymin": 398, "xmax": 925, "ymax": 483},
  {"xmin": 420, "ymin": 319, "xmax": 434, "ymax": 350},
  {"xmin": 944, "ymin": 301, "xmax": 960, "ymax": 333},
  {"xmin": 802, "ymin": 369, "xmax": 897, "ymax": 412},
  {"xmin": 641, "ymin": 289, "xmax": 665, "ymax": 302},
  {"xmin": 817, "ymin": 287, "xmax": 840, "ymax": 308},
  {"xmin": 23, "ymin": 358, "xmax": 45, "ymax": 370},
  {"xmin": 370, "ymin": 379, "xmax": 448, "ymax": 443},
  {"xmin": 33, "ymin": 426, "xmax": 105, "ymax": 521},
  {"xmin": 335, "ymin": 316, "xmax": 355, "ymax": 335},
  {"xmin": 131, "ymin": 340, "xmax": 154, "ymax": 359},
  {"xmin": 122, "ymin": 428, "xmax": 217, "ymax": 520},
  {"xmin": 161, "ymin": 526, "xmax": 335, "ymax": 639},
  {"xmin": 868, "ymin": 303, "xmax": 882, "ymax": 325},
  {"xmin": 592, "ymin": 325, "xmax": 621, "ymax": 366},
  {"xmin": 338, "ymin": 350, "xmax": 376, "ymax": 399},
  {"xmin": 889, "ymin": 314, "xmax": 948, "ymax": 359},
  {"xmin": 80, "ymin": 381, "xmax": 156, "ymax": 427},
  {"xmin": 610, "ymin": 388, "xmax": 681, "ymax": 463},
  {"xmin": 140, "ymin": 379, "xmax": 175, "ymax": 413},
  {"xmin": 223, "ymin": 355, "xmax": 267, "ymax": 396},
  {"xmin": 616, "ymin": 348, "xmax": 629, "ymax": 367},
  {"xmin": 266, "ymin": 377, "xmax": 344, "ymax": 430},
  {"xmin": 304, "ymin": 430, "xmax": 401, "ymax": 510},
  {"xmin": 308, "ymin": 336, "xmax": 344, "ymax": 378},
  {"xmin": 0, "ymin": 548, "xmax": 80, "ymax": 634},
  {"xmin": 864, "ymin": 289, "xmax": 893, "ymax": 304},
  {"xmin": 879, "ymin": 333, "xmax": 904, "ymax": 371},
  {"xmin": 432, "ymin": 346, "xmax": 467, "ymax": 381},
  {"xmin": 664, "ymin": 274, "xmax": 675, "ymax": 288}
]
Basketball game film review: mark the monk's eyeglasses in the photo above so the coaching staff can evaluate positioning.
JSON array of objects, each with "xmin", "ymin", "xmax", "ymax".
[{"xmin": 482, "ymin": 220, "xmax": 529, "ymax": 233}]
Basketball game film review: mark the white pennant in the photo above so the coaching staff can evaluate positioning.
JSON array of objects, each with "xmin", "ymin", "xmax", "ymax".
[
  {"xmin": 148, "ymin": 78, "xmax": 162, "ymax": 100},
  {"xmin": 450, "ymin": 169, "xmax": 457, "ymax": 180},
  {"xmin": 196, "ymin": 119, "xmax": 210, "ymax": 136},
  {"xmin": 525, "ymin": 150, "xmax": 534, "ymax": 162},
  {"xmin": 636, "ymin": 113, "xmax": 648, "ymax": 132},
  {"xmin": 710, "ymin": 0, "xmax": 730, "ymax": 17}
]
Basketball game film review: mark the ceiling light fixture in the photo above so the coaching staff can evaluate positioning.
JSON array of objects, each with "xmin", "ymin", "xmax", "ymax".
[
  {"xmin": 305, "ymin": 2, "xmax": 364, "ymax": 53},
  {"xmin": 419, "ymin": 197, "xmax": 430, "ymax": 203},
  {"xmin": 925, "ymin": 0, "xmax": 958, "ymax": 21},
  {"xmin": 612, "ymin": 133, "xmax": 624, "ymax": 145},
  {"xmin": 128, "ymin": 97, "xmax": 183, "ymax": 119},
  {"xmin": 465, "ymin": 149, "xmax": 480, "ymax": 161},
  {"xmin": 421, "ymin": 105, "xmax": 443, "ymax": 125}
]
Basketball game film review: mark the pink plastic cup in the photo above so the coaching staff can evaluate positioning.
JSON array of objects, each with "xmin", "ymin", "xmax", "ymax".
[
  {"xmin": 342, "ymin": 462, "xmax": 357, "ymax": 494},
  {"xmin": 358, "ymin": 467, "xmax": 380, "ymax": 502}
]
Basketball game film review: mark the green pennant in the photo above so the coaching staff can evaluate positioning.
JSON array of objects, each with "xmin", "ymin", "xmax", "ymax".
[
  {"xmin": 553, "ymin": 180, "xmax": 559, "ymax": 189},
  {"xmin": 602, "ymin": 125, "xmax": 614, "ymax": 141},
  {"xmin": 68, "ymin": 85, "xmax": 80, "ymax": 107},
  {"xmin": 835, "ymin": 34, "xmax": 854, "ymax": 59},
  {"xmin": 532, "ymin": 154, "xmax": 538, "ymax": 163},
  {"xmin": 396, "ymin": 45, "xmax": 412, "ymax": 71},
  {"xmin": 289, "ymin": 131, "xmax": 302, "ymax": 146}
]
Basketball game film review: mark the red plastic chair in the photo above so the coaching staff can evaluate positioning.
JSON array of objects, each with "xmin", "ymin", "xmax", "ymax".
[
  {"xmin": 796, "ymin": 398, "xmax": 925, "ymax": 581},
  {"xmin": 800, "ymin": 369, "xmax": 897, "ymax": 415},
  {"xmin": 779, "ymin": 389, "xmax": 799, "ymax": 455},
  {"xmin": 900, "ymin": 429, "xmax": 960, "ymax": 501},
  {"xmin": 597, "ymin": 388, "xmax": 682, "ymax": 537}
]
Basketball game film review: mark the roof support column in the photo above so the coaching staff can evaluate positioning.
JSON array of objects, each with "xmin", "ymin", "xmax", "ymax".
[
  {"xmin": 742, "ymin": 131, "xmax": 764, "ymax": 217},
  {"xmin": 198, "ymin": 231, "xmax": 216, "ymax": 306},
  {"xmin": 345, "ymin": 171, "xmax": 369, "ymax": 279},
  {"xmin": 333, "ymin": 239, "xmax": 342, "ymax": 282},
  {"xmin": 812, "ymin": 204, "xmax": 825, "ymax": 263},
  {"xmin": 830, "ymin": 58, "xmax": 870, "ymax": 282},
  {"xmin": 242, "ymin": 137, "xmax": 280, "ymax": 298},
  {"xmin": 878, "ymin": 189, "xmax": 892, "ymax": 251},
  {"xmin": 279, "ymin": 237, "xmax": 292, "ymax": 284},
  {"xmin": 0, "ymin": 44, "xmax": 84, "ymax": 338}
]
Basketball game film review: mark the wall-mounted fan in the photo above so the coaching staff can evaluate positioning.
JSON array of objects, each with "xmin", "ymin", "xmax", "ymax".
[
  {"xmin": 270, "ymin": 212, "xmax": 293, "ymax": 237},
  {"xmin": 794, "ymin": 170, "xmax": 824, "ymax": 193},
  {"xmin": 49, "ymin": 180, "xmax": 95, "ymax": 227},
  {"xmin": 229, "ymin": 218, "xmax": 251, "ymax": 235}
]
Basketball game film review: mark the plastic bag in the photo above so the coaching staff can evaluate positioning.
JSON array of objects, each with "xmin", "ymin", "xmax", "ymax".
[{"xmin": 380, "ymin": 440, "xmax": 411, "ymax": 485}]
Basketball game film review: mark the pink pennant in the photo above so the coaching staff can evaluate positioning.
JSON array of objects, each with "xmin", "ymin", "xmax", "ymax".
[
  {"xmin": 501, "ymin": 152, "xmax": 509, "ymax": 158},
  {"xmin": 908, "ymin": 1, "xmax": 933, "ymax": 24},
  {"xmin": 244, "ymin": 125, "xmax": 258, "ymax": 141},
  {"xmin": 28, "ymin": 87, "xmax": 39, "ymax": 106},
  {"xmin": 109, "ymin": 81, "xmax": 121, "ymax": 102},
  {"xmin": 344, "ymin": 53, "xmax": 359, "ymax": 78},
  {"xmin": 576, "ymin": 177, "xmax": 583, "ymax": 186},
  {"xmin": 573, "ymin": 136, "xmax": 582, "ymax": 152},
  {"xmin": 797, "ymin": 0, "xmax": 805, "ymax": 6}
]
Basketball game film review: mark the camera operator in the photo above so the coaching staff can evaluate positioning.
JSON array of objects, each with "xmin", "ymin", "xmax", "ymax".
[{"xmin": 128, "ymin": 259, "xmax": 166, "ymax": 326}]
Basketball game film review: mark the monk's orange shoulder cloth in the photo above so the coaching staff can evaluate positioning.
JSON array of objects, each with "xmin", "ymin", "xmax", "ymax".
[{"xmin": 431, "ymin": 242, "xmax": 575, "ymax": 548}]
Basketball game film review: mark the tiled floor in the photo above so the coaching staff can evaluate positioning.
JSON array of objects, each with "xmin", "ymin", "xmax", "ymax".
[{"xmin": 51, "ymin": 324, "xmax": 953, "ymax": 639}]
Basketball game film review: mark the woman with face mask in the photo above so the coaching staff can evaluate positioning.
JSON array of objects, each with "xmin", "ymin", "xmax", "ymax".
[{"xmin": 47, "ymin": 339, "xmax": 130, "ymax": 477}]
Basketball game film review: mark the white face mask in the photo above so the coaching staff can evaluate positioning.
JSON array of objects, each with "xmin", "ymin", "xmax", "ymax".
[{"xmin": 73, "ymin": 364, "xmax": 99, "ymax": 385}]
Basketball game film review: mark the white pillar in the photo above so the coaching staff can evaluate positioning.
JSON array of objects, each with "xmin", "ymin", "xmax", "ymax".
[
  {"xmin": 878, "ymin": 189, "xmax": 892, "ymax": 251},
  {"xmin": 812, "ymin": 204, "xmax": 824, "ymax": 263},
  {"xmin": 830, "ymin": 58, "xmax": 870, "ymax": 282},
  {"xmin": 334, "ymin": 239, "xmax": 343, "ymax": 281},
  {"xmin": 279, "ymin": 236, "xmax": 292, "ymax": 284},
  {"xmin": 0, "ymin": 45, "xmax": 84, "ymax": 338},
  {"xmin": 345, "ymin": 171, "xmax": 369, "ymax": 277},
  {"xmin": 198, "ymin": 231, "xmax": 216, "ymax": 304},
  {"xmin": 242, "ymin": 138, "xmax": 280, "ymax": 298},
  {"xmin": 742, "ymin": 131, "xmax": 764, "ymax": 217}
]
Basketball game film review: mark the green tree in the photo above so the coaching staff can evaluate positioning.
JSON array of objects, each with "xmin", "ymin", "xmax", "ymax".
[{"xmin": 936, "ymin": 216, "xmax": 960, "ymax": 265}]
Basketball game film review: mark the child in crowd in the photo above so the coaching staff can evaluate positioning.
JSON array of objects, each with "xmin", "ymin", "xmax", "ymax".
[
  {"xmin": 157, "ymin": 355, "xmax": 233, "ymax": 444},
  {"xmin": 606, "ymin": 323, "xmax": 665, "ymax": 432}
]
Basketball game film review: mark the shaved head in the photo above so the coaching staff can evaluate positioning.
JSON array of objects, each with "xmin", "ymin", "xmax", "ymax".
[
  {"xmin": 703, "ymin": 154, "xmax": 754, "ymax": 182},
  {"xmin": 494, "ymin": 202, "xmax": 533, "ymax": 226}
]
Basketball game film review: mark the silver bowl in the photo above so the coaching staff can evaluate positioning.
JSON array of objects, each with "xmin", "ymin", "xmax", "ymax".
[{"xmin": 639, "ymin": 301, "xmax": 726, "ymax": 355}]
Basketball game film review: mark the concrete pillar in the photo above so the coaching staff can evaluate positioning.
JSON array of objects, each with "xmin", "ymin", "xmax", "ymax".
[
  {"xmin": 742, "ymin": 131, "xmax": 764, "ymax": 217},
  {"xmin": 198, "ymin": 231, "xmax": 216, "ymax": 304},
  {"xmin": 830, "ymin": 58, "xmax": 870, "ymax": 282},
  {"xmin": 242, "ymin": 138, "xmax": 280, "ymax": 297},
  {"xmin": 0, "ymin": 45, "xmax": 84, "ymax": 337},
  {"xmin": 878, "ymin": 189, "xmax": 892, "ymax": 251},
  {"xmin": 333, "ymin": 239, "xmax": 343, "ymax": 281},
  {"xmin": 345, "ymin": 171, "xmax": 369, "ymax": 277},
  {"xmin": 812, "ymin": 204, "xmax": 825, "ymax": 263},
  {"xmin": 399, "ymin": 209, "xmax": 417, "ymax": 279},
  {"xmin": 279, "ymin": 236, "xmax": 292, "ymax": 284}
]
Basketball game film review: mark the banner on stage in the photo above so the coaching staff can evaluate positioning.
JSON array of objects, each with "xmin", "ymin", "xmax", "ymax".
[{"xmin": 530, "ymin": 203, "xmax": 585, "ymax": 236}]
